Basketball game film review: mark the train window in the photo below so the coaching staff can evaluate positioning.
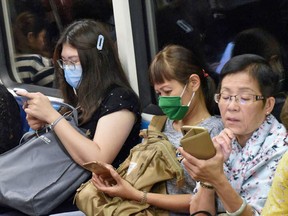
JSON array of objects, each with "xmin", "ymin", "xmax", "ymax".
[
  {"xmin": 1, "ymin": 0, "xmax": 287, "ymax": 110},
  {"xmin": 2, "ymin": 0, "xmax": 114, "ymax": 89},
  {"xmin": 136, "ymin": 0, "xmax": 288, "ymax": 110},
  {"xmin": 149, "ymin": 0, "xmax": 288, "ymax": 72}
]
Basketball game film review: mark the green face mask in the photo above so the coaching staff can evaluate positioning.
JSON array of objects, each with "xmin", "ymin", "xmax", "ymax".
[{"xmin": 158, "ymin": 85, "xmax": 195, "ymax": 120}]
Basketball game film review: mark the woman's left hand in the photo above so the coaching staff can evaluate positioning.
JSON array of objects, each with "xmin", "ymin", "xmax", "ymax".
[
  {"xmin": 179, "ymin": 142, "xmax": 226, "ymax": 185},
  {"xmin": 92, "ymin": 163, "xmax": 142, "ymax": 201}
]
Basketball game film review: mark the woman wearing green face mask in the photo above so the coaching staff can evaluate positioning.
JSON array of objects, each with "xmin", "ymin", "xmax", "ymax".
[
  {"xmin": 151, "ymin": 45, "xmax": 221, "ymax": 131},
  {"xmin": 158, "ymin": 84, "xmax": 195, "ymax": 120},
  {"xmin": 91, "ymin": 44, "xmax": 224, "ymax": 215}
]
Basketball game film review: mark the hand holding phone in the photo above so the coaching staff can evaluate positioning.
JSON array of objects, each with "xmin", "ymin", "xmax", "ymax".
[
  {"xmin": 83, "ymin": 161, "xmax": 116, "ymax": 184},
  {"xmin": 180, "ymin": 126, "xmax": 216, "ymax": 160}
]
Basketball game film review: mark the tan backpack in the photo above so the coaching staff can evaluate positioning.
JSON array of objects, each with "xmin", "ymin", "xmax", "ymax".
[{"xmin": 74, "ymin": 115, "xmax": 184, "ymax": 216}]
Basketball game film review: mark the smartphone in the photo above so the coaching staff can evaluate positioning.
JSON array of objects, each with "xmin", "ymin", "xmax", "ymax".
[
  {"xmin": 180, "ymin": 126, "xmax": 216, "ymax": 160},
  {"xmin": 83, "ymin": 161, "xmax": 116, "ymax": 184}
]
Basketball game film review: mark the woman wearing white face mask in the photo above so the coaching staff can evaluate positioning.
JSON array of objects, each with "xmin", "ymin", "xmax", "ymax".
[
  {"xmin": 56, "ymin": 44, "xmax": 83, "ymax": 94},
  {"xmin": 60, "ymin": 58, "xmax": 83, "ymax": 90},
  {"xmin": 90, "ymin": 45, "xmax": 224, "ymax": 215},
  {"xmin": 17, "ymin": 19, "xmax": 142, "ymax": 169},
  {"xmin": 16, "ymin": 19, "xmax": 142, "ymax": 202}
]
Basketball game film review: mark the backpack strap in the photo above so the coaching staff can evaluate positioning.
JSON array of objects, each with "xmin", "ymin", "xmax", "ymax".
[{"xmin": 148, "ymin": 115, "xmax": 167, "ymax": 132}]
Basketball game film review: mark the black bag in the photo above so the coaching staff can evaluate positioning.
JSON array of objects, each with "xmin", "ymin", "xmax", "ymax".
[{"xmin": 0, "ymin": 101, "xmax": 90, "ymax": 216}]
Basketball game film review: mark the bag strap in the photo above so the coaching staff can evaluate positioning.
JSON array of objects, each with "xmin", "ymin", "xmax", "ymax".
[
  {"xmin": 148, "ymin": 115, "xmax": 167, "ymax": 132},
  {"xmin": 50, "ymin": 100, "xmax": 79, "ymax": 125}
]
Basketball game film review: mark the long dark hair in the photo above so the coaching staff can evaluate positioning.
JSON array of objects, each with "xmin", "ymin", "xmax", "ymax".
[{"xmin": 53, "ymin": 19, "xmax": 132, "ymax": 123}]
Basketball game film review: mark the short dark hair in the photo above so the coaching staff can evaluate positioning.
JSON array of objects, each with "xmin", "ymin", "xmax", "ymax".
[{"xmin": 219, "ymin": 54, "xmax": 280, "ymax": 98}]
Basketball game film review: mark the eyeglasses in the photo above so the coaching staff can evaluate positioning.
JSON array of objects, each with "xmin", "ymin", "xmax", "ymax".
[
  {"xmin": 214, "ymin": 93, "xmax": 265, "ymax": 105},
  {"xmin": 57, "ymin": 59, "xmax": 79, "ymax": 71}
]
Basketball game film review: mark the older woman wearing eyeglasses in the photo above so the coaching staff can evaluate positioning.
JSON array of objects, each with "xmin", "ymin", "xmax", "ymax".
[{"xmin": 179, "ymin": 54, "xmax": 288, "ymax": 216}]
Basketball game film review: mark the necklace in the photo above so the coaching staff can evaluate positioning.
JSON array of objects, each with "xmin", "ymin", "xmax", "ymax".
[
  {"xmin": 190, "ymin": 115, "xmax": 211, "ymax": 126},
  {"xmin": 192, "ymin": 118, "xmax": 206, "ymax": 126},
  {"xmin": 173, "ymin": 114, "xmax": 211, "ymax": 131}
]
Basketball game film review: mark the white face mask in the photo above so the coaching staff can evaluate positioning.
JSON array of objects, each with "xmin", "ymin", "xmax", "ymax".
[{"xmin": 64, "ymin": 65, "xmax": 82, "ymax": 89}]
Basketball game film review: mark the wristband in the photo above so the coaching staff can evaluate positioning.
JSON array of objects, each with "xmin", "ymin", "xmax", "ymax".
[
  {"xmin": 139, "ymin": 191, "xmax": 147, "ymax": 204},
  {"xmin": 48, "ymin": 115, "xmax": 65, "ymax": 130},
  {"xmin": 200, "ymin": 182, "xmax": 214, "ymax": 190},
  {"xmin": 226, "ymin": 197, "xmax": 247, "ymax": 216}
]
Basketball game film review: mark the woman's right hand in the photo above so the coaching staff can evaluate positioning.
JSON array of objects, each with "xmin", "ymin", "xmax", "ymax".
[
  {"xmin": 212, "ymin": 128, "xmax": 234, "ymax": 161},
  {"xmin": 92, "ymin": 163, "xmax": 142, "ymax": 202},
  {"xmin": 17, "ymin": 90, "xmax": 59, "ymax": 124}
]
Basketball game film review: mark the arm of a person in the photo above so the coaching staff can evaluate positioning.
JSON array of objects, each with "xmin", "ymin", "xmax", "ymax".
[
  {"xmin": 34, "ymin": 66, "xmax": 54, "ymax": 87},
  {"xmin": 214, "ymin": 176, "xmax": 254, "ymax": 216},
  {"xmin": 180, "ymin": 146, "xmax": 220, "ymax": 215},
  {"xmin": 179, "ymin": 128, "xmax": 242, "ymax": 215},
  {"xmin": 23, "ymin": 55, "xmax": 54, "ymax": 86},
  {"xmin": 92, "ymin": 167, "xmax": 191, "ymax": 213},
  {"xmin": 182, "ymin": 147, "xmax": 254, "ymax": 216},
  {"xmin": 189, "ymin": 186, "xmax": 216, "ymax": 215},
  {"xmin": 47, "ymin": 109, "xmax": 135, "ymax": 165},
  {"xmin": 261, "ymin": 152, "xmax": 288, "ymax": 216},
  {"xmin": 20, "ymin": 91, "xmax": 136, "ymax": 166},
  {"xmin": 145, "ymin": 193, "xmax": 191, "ymax": 213},
  {"xmin": 32, "ymin": 57, "xmax": 54, "ymax": 86}
]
